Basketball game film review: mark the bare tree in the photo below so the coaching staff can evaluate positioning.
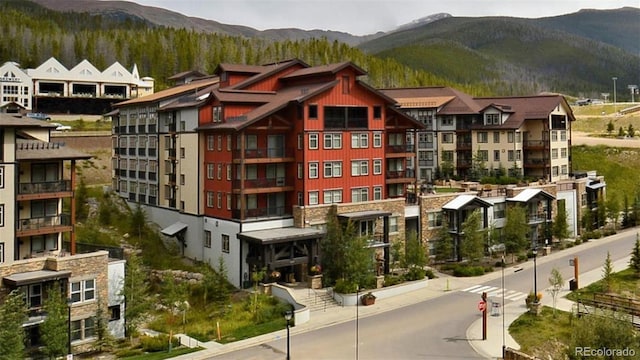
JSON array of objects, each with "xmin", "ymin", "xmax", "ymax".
[{"xmin": 547, "ymin": 267, "xmax": 564, "ymax": 317}]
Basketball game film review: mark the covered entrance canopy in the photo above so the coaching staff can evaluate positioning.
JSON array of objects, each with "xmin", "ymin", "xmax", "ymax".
[
  {"xmin": 239, "ymin": 227, "xmax": 325, "ymax": 285},
  {"xmin": 3, "ymin": 269, "xmax": 72, "ymax": 287},
  {"xmin": 338, "ymin": 209, "xmax": 392, "ymax": 275}
]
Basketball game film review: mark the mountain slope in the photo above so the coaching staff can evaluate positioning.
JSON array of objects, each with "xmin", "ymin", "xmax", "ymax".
[{"xmin": 358, "ymin": 12, "xmax": 639, "ymax": 97}]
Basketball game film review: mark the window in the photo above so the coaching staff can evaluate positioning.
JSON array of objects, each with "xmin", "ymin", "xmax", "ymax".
[
  {"xmin": 494, "ymin": 150, "xmax": 500, "ymax": 161},
  {"xmin": 373, "ymin": 132, "xmax": 382, "ymax": 147},
  {"xmin": 71, "ymin": 317, "xmax": 96, "ymax": 342},
  {"xmin": 70, "ymin": 279, "xmax": 95, "ymax": 303},
  {"xmin": 207, "ymin": 163, "xmax": 214, "ymax": 179},
  {"xmin": 551, "ymin": 131, "xmax": 558, "ymax": 141},
  {"xmin": 0, "ymin": 204, "xmax": 3, "ymax": 227},
  {"xmin": 309, "ymin": 191, "xmax": 319, "ymax": 205},
  {"xmin": 442, "ymin": 151, "xmax": 454, "ymax": 162},
  {"xmin": 516, "ymin": 150, "xmax": 521, "ymax": 160},
  {"xmin": 309, "ymin": 162, "xmax": 319, "ymax": 179},
  {"xmin": 477, "ymin": 132, "xmax": 488, "ymax": 143},
  {"xmin": 373, "ymin": 106, "xmax": 382, "ymax": 119},
  {"xmin": 561, "ymin": 165, "xmax": 568, "ymax": 175},
  {"xmin": 552, "ymin": 149, "xmax": 558, "ymax": 159},
  {"xmin": 207, "ymin": 135, "xmax": 214, "ymax": 151},
  {"xmin": 508, "ymin": 132, "xmax": 514, "ymax": 143},
  {"xmin": 206, "ymin": 191, "xmax": 214, "ymax": 207},
  {"xmin": 227, "ymin": 135, "xmax": 232, "ymax": 151},
  {"xmin": 204, "ymin": 230, "xmax": 211, "ymax": 248},
  {"xmin": 297, "ymin": 163, "xmax": 303, "ymax": 179},
  {"xmin": 25, "ymin": 284, "xmax": 41, "ymax": 308},
  {"xmin": 389, "ymin": 217, "xmax": 398, "ymax": 233},
  {"xmin": 442, "ymin": 133, "xmax": 454, "ymax": 143},
  {"xmin": 561, "ymin": 148, "xmax": 568, "ymax": 158},
  {"xmin": 180, "ymin": 147, "xmax": 185, "ymax": 158},
  {"xmin": 0, "ymin": 242, "xmax": 3, "ymax": 263},
  {"xmin": 309, "ymin": 133, "xmax": 318, "ymax": 149},
  {"xmin": 217, "ymin": 164, "xmax": 222, "ymax": 180},
  {"xmin": 478, "ymin": 150, "xmax": 489, "ymax": 161},
  {"xmin": 324, "ymin": 106, "xmax": 368, "ymax": 129},
  {"xmin": 308, "ymin": 104, "xmax": 318, "ymax": 119},
  {"xmin": 373, "ymin": 159, "xmax": 382, "ymax": 175},
  {"xmin": 493, "ymin": 131, "xmax": 500, "ymax": 143},
  {"xmin": 373, "ymin": 186, "xmax": 382, "ymax": 200},
  {"xmin": 351, "ymin": 133, "xmax": 368, "ymax": 148},
  {"xmin": 428, "ymin": 212, "xmax": 442, "ymax": 228},
  {"xmin": 351, "ymin": 187, "xmax": 369, "ymax": 202},
  {"xmin": 552, "ymin": 166, "xmax": 559, "ymax": 177},
  {"xmin": 342, "ymin": 75, "xmax": 350, "ymax": 94},
  {"xmin": 323, "ymin": 133, "xmax": 342, "ymax": 149},
  {"xmin": 493, "ymin": 203, "xmax": 506, "ymax": 219},
  {"xmin": 441, "ymin": 116, "xmax": 453, "ymax": 126},
  {"xmin": 109, "ymin": 305, "xmax": 121, "ymax": 321},
  {"xmin": 180, "ymin": 174, "xmax": 185, "ymax": 185},
  {"xmin": 212, "ymin": 106, "xmax": 222, "ymax": 123},
  {"xmin": 485, "ymin": 113, "xmax": 500, "ymax": 125},
  {"xmin": 222, "ymin": 234, "xmax": 230, "ymax": 253},
  {"xmin": 351, "ymin": 160, "xmax": 369, "ymax": 176},
  {"xmin": 323, "ymin": 161, "xmax": 342, "ymax": 178},
  {"xmin": 0, "ymin": 166, "xmax": 4, "ymax": 188},
  {"xmin": 297, "ymin": 134, "xmax": 303, "ymax": 150},
  {"xmin": 31, "ymin": 234, "xmax": 57, "ymax": 252},
  {"xmin": 227, "ymin": 165, "xmax": 232, "ymax": 180},
  {"xmin": 217, "ymin": 192, "xmax": 222, "ymax": 208},
  {"xmin": 323, "ymin": 189, "xmax": 342, "ymax": 204},
  {"xmin": 560, "ymin": 131, "xmax": 567, "ymax": 141},
  {"xmin": 508, "ymin": 150, "xmax": 515, "ymax": 161}
]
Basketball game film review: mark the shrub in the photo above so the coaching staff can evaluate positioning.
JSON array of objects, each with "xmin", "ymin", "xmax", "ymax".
[
  {"xmin": 384, "ymin": 274, "xmax": 403, "ymax": 287},
  {"xmin": 140, "ymin": 334, "xmax": 180, "ymax": 352},
  {"xmin": 452, "ymin": 265, "xmax": 485, "ymax": 277},
  {"xmin": 516, "ymin": 254, "xmax": 528, "ymax": 262},
  {"xmin": 494, "ymin": 261, "xmax": 506, "ymax": 268},
  {"xmin": 334, "ymin": 278, "xmax": 358, "ymax": 294},
  {"xmin": 405, "ymin": 267, "xmax": 426, "ymax": 281},
  {"xmin": 424, "ymin": 269, "xmax": 436, "ymax": 279}
]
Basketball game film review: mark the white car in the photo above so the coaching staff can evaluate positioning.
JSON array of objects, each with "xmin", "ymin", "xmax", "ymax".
[{"xmin": 51, "ymin": 123, "xmax": 71, "ymax": 131}]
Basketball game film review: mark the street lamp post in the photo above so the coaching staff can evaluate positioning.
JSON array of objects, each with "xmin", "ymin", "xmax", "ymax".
[
  {"xmin": 532, "ymin": 248, "xmax": 538, "ymax": 303},
  {"xmin": 284, "ymin": 308, "xmax": 293, "ymax": 360},
  {"xmin": 501, "ymin": 256, "xmax": 505, "ymax": 358},
  {"xmin": 612, "ymin": 77, "xmax": 618, "ymax": 113},
  {"xmin": 356, "ymin": 286, "xmax": 359, "ymax": 360}
]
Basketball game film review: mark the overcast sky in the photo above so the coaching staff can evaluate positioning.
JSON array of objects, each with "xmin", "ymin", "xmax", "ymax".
[{"xmin": 129, "ymin": 0, "xmax": 638, "ymax": 35}]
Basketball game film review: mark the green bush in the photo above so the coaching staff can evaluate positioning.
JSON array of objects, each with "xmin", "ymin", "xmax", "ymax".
[
  {"xmin": 334, "ymin": 278, "xmax": 358, "ymax": 294},
  {"xmin": 452, "ymin": 264, "xmax": 485, "ymax": 277},
  {"xmin": 405, "ymin": 267, "xmax": 426, "ymax": 281},
  {"xmin": 384, "ymin": 274, "xmax": 403, "ymax": 287},
  {"xmin": 516, "ymin": 254, "xmax": 528, "ymax": 262},
  {"xmin": 424, "ymin": 269, "xmax": 436, "ymax": 279},
  {"xmin": 140, "ymin": 334, "xmax": 180, "ymax": 352}
]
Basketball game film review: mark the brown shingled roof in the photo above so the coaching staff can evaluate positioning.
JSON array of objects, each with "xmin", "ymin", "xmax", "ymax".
[
  {"xmin": 114, "ymin": 78, "xmax": 219, "ymax": 107},
  {"xmin": 16, "ymin": 139, "xmax": 91, "ymax": 160},
  {"xmin": 280, "ymin": 61, "xmax": 365, "ymax": 80},
  {"xmin": 0, "ymin": 113, "xmax": 57, "ymax": 128},
  {"xmin": 474, "ymin": 95, "xmax": 574, "ymax": 129},
  {"xmin": 380, "ymin": 87, "xmax": 482, "ymax": 114}
]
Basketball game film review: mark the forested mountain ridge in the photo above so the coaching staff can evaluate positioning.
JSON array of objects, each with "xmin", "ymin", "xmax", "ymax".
[
  {"xmin": 2, "ymin": 0, "xmax": 637, "ymax": 99},
  {"xmin": 358, "ymin": 9, "xmax": 640, "ymax": 99}
]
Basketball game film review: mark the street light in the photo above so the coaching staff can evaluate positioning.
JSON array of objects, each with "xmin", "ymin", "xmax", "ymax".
[
  {"xmin": 501, "ymin": 256, "xmax": 505, "ymax": 359},
  {"xmin": 532, "ymin": 248, "xmax": 538, "ymax": 303},
  {"xmin": 284, "ymin": 307, "xmax": 293, "ymax": 360},
  {"xmin": 612, "ymin": 77, "xmax": 618, "ymax": 113},
  {"xmin": 356, "ymin": 286, "xmax": 359, "ymax": 360},
  {"xmin": 67, "ymin": 298, "xmax": 73, "ymax": 357}
]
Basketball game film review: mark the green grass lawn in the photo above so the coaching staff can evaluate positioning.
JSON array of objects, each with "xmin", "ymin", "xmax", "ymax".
[
  {"xmin": 510, "ymin": 306, "xmax": 573, "ymax": 359},
  {"xmin": 566, "ymin": 268, "xmax": 640, "ymax": 302}
]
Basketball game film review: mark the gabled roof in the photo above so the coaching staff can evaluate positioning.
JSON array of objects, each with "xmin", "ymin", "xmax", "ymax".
[
  {"xmin": 16, "ymin": 139, "xmax": 91, "ymax": 160},
  {"xmin": 443, "ymin": 194, "xmax": 492, "ymax": 210},
  {"xmin": 223, "ymin": 59, "xmax": 309, "ymax": 90},
  {"xmin": 160, "ymin": 84, "xmax": 218, "ymax": 111},
  {"xmin": 0, "ymin": 114, "xmax": 53, "ymax": 127},
  {"xmin": 380, "ymin": 87, "xmax": 482, "ymax": 114},
  {"xmin": 114, "ymin": 78, "xmax": 219, "ymax": 107},
  {"xmin": 507, "ymin": 188, "xmax": 555, "ymax": 202},
  {"xmin": 280, "ymin": 61, "xmax": 366, "ymax": 80},
  {"xmin": 168, "ymin": 70, "xmax": 207, "ymax": 80},
  {"xmin": 474, "ymin": 95, "xmax": 575, "ymax": 129}
]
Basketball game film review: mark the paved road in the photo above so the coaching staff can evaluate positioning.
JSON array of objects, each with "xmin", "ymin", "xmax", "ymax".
[
  {"xmin": 572, "ymin": 131, "xmax": 640, "ymax": 148},
  {"xmin": 206, "ymin": 229, "xmax": 639, "ymax": 360}
]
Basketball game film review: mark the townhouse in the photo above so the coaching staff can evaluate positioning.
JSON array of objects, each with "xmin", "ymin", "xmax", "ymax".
[{"xmin": 0, "ymin": 114, "xmax": 125, "ymax": 355}]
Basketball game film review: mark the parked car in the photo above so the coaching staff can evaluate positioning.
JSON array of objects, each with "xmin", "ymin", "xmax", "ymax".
[
  {"xmin": 26, "ymin": 112, "xmax": 51, "ymax": 121},
  {"xmin": 51, "ymin": 123, "xmax": 71, "ymax": 131}
]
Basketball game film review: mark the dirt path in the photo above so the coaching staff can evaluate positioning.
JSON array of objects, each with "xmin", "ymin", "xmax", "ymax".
[{"xmin": 572, "ymin": 131, "xmax": 640, "ymax": 148}]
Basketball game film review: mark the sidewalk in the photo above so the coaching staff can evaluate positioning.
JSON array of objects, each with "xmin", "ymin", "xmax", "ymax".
[
  {"xmin": 467, "ymin": 256, "xmax": 632, "ymax": 359},
  {"xmin": 171, "ymin": 229, "xmax": 637, "ymax": 360}
]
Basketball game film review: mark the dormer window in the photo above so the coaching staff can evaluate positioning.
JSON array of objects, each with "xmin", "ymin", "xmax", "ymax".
[
  {"xmin": 485, "ymin": 113, "xmax": 500, "ymax": 125},
  {"xmin": 212, "ymin": 106, "xmax": 222, "ymax": 123}
]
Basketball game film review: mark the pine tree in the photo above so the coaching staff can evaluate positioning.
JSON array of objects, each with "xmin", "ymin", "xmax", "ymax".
[
  {"xmin": 403, "ymin": 231, "xmax": 427, "ymax": 280},
  {"xmin": 40, "ymin": 283, "xmax": 69, "ymax": 359},
  {"xmin": 120, "ymin": 250, "xmax": 151, "ymax": 341},
  {"xmin": 433, "ymin": 217, "xmax": 454, "ymax": 262},
  {"xmin": 630, "ymin": 233, "xmax": 640, "ymax": 277},
  {"xmin": 503, "ymin": 205, "xmax": 530, "ymax": 262},
  {"xmin": 0, "ymin": 290, "xmax": 27, "ymax": 358},
  {"xmin": 552, "ymin": 199, "xmax": 570, "ymax": 242},
  {"xmin": 460, "ymin": 210, "xmax": 485, "ymax": 263},
  {"xmin": 602, "ymin": 251, "xmax": 614, "ymax": 293}
]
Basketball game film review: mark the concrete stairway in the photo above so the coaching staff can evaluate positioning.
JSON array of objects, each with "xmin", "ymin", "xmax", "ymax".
[{"xmin": 294, "ymin": 287, "xmax": 339, "ymax": 312}]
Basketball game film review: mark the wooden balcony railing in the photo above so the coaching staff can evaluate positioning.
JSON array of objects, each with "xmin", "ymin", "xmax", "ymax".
[{"xmin": 19, "ymin": 180, "xmax": 71, "ymax": 194}]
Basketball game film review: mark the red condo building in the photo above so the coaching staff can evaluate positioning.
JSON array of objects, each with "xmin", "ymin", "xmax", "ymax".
[{"xmin": 195, "ymin": 59, "xmax": 424, "ymax": 286}]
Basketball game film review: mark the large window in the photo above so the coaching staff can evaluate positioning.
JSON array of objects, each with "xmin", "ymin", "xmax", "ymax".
[
  {"xmin": 324, "ymin": 106, "xmax": 368, "ymax": 129},
  {"xmin": 323, "ymin": 161, "xmax": 342, "ymax": 178},
  {"xmin": 31, "ymin": 234, "xmax": 57, "ymax": 252},
  {"xmin": 351, "ymin": 160, "xmax": 369, "ymax": 176},
  {"xmin": 493, "ymin": 203, "xmax": 506, "ymax": 219},
  {"xmin": 323, "ymin": 189, "xmax": 342, "ymax": 204},
  {"xmin": 351, "ymin": 187, "xmax": 369, "ymax": 202},
  {"xmin": 323, "ymin": 133, "xmax": 342, "ymax": 149},
  {"xmin": 485, "ymin": 113, "xmax": 500, "ymax": 125},
  {"xmin": 212, "ymin": 106, "xmax": 222, "ymax": 123},
  {"xmin": 31, "ymin": 163, "xmax": 58, "ymax": 182},
  {"xmin": 70, "ymin": 279, "xmax": 96, "ymax": 304},
  {"xmin": 351, "ymin": 133, "xmax": 369, "ymax": 148},
  {"xmin": 428, "ymin": 212, "xmax": 442, "ymax": 228},
  {"xmin": 477, "ymin": 132, "xmax": 488, "ymax": 143},
  {"xmin": 309, "ymin": 191, "xmax": 319, "ymax": 205},
  {"xmin": 442, "ymin": 133, "xmax": 454, "ymax": 143},
  {"xmin": 71, "ymin": 317, "xmax": 96, "ymax": 342}
]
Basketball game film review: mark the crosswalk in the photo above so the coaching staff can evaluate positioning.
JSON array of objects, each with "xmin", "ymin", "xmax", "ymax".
[{"xmin": 460, "ymin": 284, "xmax": 529, "ymax": 302}]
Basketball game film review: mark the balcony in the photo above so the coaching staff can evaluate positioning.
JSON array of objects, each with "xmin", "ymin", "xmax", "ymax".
[
  {"xmin": 456, "ymin": 142, "xmax": 472, "ymax": 150},
  {"xmin": 17, "ymin": 214, "xmax": 72, "ymax": 236},
  {"xmin": 17, "ymin": 180, "xmax": 72, "ymax": 200},
  {"xmin": 232, "ymin": 206, "xmax": 290, "ymax": 220},
  {"xmin": 523, "ymin": 158, "xmax": 550, "ymax": 168},
  {"xmin": 232, "ymin": 148, "xmax": 294, "ymax": 163},
  {"xmin": 523, "ymin": 140, "xmax": 548, "ymax": 150},
  {"xmin": 418, "ymin": 159, "xmax": 435, "ymax": 167},
  {"xmin": 528, "ymin": 212, "xmax": 550, "ymax": 224},
  {"xmin": 386, "ymin": 144, "xmax": 415, "ymax": 154},
  {"xmin": 386, "ymin": 169, "xmax": 415, "ymax": 183},
  {"xmin": 457, "ymin": 159, "xmax": 472, "ymax": 168}
]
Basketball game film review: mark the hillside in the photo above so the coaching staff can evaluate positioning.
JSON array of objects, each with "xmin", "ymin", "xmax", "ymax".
[{"xmin": 358, "ymin": 11, "xmax": 639, "ymax": 98}]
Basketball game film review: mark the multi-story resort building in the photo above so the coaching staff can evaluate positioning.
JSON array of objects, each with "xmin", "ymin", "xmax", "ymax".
[
  {"xmin": 0, "ymin": 114, "xmax": 125, "ymax": 355},
  {"xmin": 110, "ymin": 60, "xmax": 605, "ymax": 288},
  {"xmin": 0, "ymin": 57, "xmax": 154, "ymax": 114}
]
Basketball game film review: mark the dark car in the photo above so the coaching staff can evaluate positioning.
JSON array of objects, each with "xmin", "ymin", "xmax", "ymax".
[{"xmin": 26, "ymin": 112, "xmax": 52, "ymax": 121}]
